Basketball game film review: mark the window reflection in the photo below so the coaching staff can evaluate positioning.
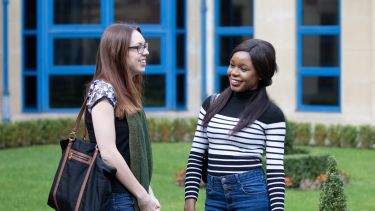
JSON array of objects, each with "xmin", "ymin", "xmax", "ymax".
[
  {"xmin": 220, "ymin": 35, "xmax": 251, "ymax": 66},
  {"xmin": 177, "ymin": 0, "xmax": 185, "ymax": 28},
  {"xmin": 25, "ymin": 0, "xmax": 37, "ymax": 29},
  {"xmin": 302, "ymin": 35, "xmax": 339, "ymax": 67},
  {"xmin": 147, "ymin": 38, "xmax": 161, "ymax": 65},
  {"xmin": 50, "ymin": 75, "xmax": 92, "ymax": 108},
  {"xmin": 220, "ymin": 0, "xmax": 253, "ymax": 26},
  {"xmin": 177, "ymin": 74, "xmax": 186, "ymax": 106},
  {"xmin": 25, "ymin": 35, "xmax": 37, "ymax": 70},
  {"xmin": 303, "ymin": 0, "xmax": 338, "ymax": 25},
  {"xmin": 143, "ymin": 75, "xmax": 166, "ymax": 107},
  {"xmin": 302, "ymin": 76, "xmax": 339, "ymax": 105},
  {"xmin": 54, "ymin": 38, "xmax": 100, "ymax": 66},
  {"xmin": 54, "ymin": 0, "xmax": 101, "ymax": 24},
  {"xmin": 177, "ymin": 34, "xmax": 185, "ymax": 69},
  {"xmin": 115, "ymin": 0, "xmax": 160, "ymax": 24},
  {"xmin": 25, "ymin": 76, "xmax": 37, "ymax": 108}
]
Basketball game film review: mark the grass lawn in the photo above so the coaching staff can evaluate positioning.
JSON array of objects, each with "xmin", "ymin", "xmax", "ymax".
[{"xmin": 0, "ymin": 143, "xmax": 374, "ymax": 211}]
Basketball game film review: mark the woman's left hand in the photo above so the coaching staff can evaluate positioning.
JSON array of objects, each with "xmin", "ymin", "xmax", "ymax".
[
  {"xmin": 151, "ymin": 195, "xmax": 160, "ymax": 210},
  {"xmin": 149, "ymin": 186, "xmax": 161, "ymax": 210}
]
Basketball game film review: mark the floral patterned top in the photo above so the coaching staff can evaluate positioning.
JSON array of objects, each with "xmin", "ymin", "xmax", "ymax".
[{"xmin": 86, "ymin": 80, "xmax": 117, "ymax": 113}]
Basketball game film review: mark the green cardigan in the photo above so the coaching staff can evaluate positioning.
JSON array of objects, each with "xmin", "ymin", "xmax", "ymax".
[{"xmin": 127, "ymin": 110, "xmax": 153, "ymax": 210}]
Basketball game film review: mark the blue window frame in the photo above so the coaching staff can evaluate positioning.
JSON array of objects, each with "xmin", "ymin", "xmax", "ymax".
[
  {"xmin": 214, "ymin": 0, "xmax": 254, "ymax": 92},
  {"xmin": 22, "ymin": 0, "xmax": 186, "ymax": 112},
  {"xmin": 297, "ymin": 0, "xmax": 341, "ymax": 112}
]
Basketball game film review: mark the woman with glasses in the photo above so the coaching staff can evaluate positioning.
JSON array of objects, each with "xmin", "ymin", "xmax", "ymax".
[
  {"xmin": 184, "ymin": 39, "xmax": 286, "ymax": 211},
  {"xmin": 85, "ymin": 23, "xmax": 160, "ymax": 211}
]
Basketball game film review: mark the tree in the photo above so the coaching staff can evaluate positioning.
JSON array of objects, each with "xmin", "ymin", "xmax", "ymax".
[{"xmin": 319, "ymin": 156, "xmax": 348, "ymax": 211}]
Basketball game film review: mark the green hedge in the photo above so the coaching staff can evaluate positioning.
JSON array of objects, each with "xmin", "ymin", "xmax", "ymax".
[
  {"xmin": 0, "ymin": 117, "xmax": 296, "ymax": 152},
  {"xmin": 291, "ymin": 123, "xmax": 375, "ymax": 149},
  {"xmin": 0, "ymin": 118, "xmax": 86, "ymax": 148},
  {"xmin": 358, "ymin": 125, "xmax": 375, "ymax": 148},
  {"xmin": 294, "ymin": 122, "xmax": 312, "ymax": 145},
  {"xmin": 314, "ymin": 124, "xmax": 327, "ymax": 146},
  {"xmin": 146, "ymin": 118, "xmax": 196, "ymax": 143},
  {"xmin": 0, "ymin": 118, "xmax": 197, "ymax": 149},
  {"xmin": 285, "ymin": 154, "xmax": 330, "ymax": 188},
  {"xmin": 1, "ymin": 118, "xmax": 375, "ymax": 150}
]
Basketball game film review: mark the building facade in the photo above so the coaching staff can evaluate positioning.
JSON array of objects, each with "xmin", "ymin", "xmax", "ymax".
[{"xmin": 1, "ymin": 0, "xmax": 375, "ymax": 125}]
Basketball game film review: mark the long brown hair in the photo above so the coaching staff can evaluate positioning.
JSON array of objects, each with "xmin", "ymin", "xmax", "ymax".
[{"xmin": 93, "ymin": 23, "xmax": 143, "ymax": 118}]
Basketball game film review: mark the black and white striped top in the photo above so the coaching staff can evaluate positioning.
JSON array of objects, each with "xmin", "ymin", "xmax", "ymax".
[{"xmin": 185, "ymin": 91, "xmax": 286, "ymax": 211}]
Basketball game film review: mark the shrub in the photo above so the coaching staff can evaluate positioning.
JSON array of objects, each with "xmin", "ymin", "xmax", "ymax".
[
  {"xmin": 157, "ymin": 119, "xmax": 173, "ymax": 143},
  {"xmin": 319, "ymin": 156, "xmax": 348, "ymax": 211},
  {"xmin": 172, "ymin": 119, "xmax": 190, "ymax": 142},
  {"xmin": 284, "ymin": 121, "xmax": 309, "ymax": 154},
  {"xmin": 147, "ymin": 118, "xmax": 160, "ymax": 142},
  {"xmin": 0, "ymin": 124, "xmax": 3, "ymax": 148},
  {"xmin": 0, "ymin": 118, "xmax": 80, "ymax": 148},
  {"xmin": 13, "ymin": 121, "xmax": 39, "ymax": 146},
  {"xmin": 370, "ymin": 132, "xmax": 375, "ymax": 149},
  {"xmin": 2, "ymin": 123, "xmax": 19, "ymax": 147},
  {"xmin": 40, "ymin": 119, "xmax": 70, "ymax": 144},
  {"xmin": 294, "ymin": 123, "xmax": 312, "ymax": 146},
  {"xmin": 187, "ymin": 118, "xmax": 198, "ymax": 141},
  {"xmin": 339, "ymin": 125, "xmax": 357, "ymax": 148},
  {"xmin": 284, "ymin": 154, "xmax": 329, "ymax": 188},
  {"xmin": 314, "ymin": 124, "xmax": 327, "ymax": 146},
  {"xmin": 284, "ymin": 121, "xmax": 296, "ymax": 154},
  {"xmin": 147, "ymin": 118, "xmax": 197, "ymax": 142},
  {"xmin": 327, "ymin": 125, "xmax": 342, "ymax": 147},
  {"xmin": 358, "ymin": 125, "xmax": 375, "ymax": 148}
]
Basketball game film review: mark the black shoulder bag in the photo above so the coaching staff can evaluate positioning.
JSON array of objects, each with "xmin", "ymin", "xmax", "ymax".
[
  {"xmin": 47, "ymin": 100, "xmax": 117, "ymax": 211},
  {"xmin": 201, "ymin": 94, "xmax": 218, "ymax": 183}
]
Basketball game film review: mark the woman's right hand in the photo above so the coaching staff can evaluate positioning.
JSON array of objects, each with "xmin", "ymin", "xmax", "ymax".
[
  {"xmin": 184, "ymin": 199, "xmax": 196, "ymax": 211},
  {"xmin": 137, "ymin": 194, "xmax": 158, "ymax": 211}
]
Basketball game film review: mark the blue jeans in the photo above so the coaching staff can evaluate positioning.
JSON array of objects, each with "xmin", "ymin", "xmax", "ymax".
[
  {"xmin": 110, "ymin": 191, "xmax": 135, "ymax": 211},
  {"xmin": 205, "ymin": 167, "xmax": 269, "ymax": 211}
]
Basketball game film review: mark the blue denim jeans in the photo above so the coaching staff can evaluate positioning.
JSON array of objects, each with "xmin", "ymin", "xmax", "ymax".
[
  {"xmin": 205, "ymin": 167, "xmax": 269, "ymax": 211},
  {"xmin": 110, "ymin": 191, "xmax": 135, "ymax": 211}
]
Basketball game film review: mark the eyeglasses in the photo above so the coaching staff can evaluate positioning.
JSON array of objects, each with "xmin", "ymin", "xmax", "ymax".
[{"xmin": 128, "ymin": 42, "xmax": 148, "ymax": 54}]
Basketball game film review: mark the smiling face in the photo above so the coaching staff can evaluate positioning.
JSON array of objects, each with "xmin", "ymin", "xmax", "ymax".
[
  {"xmin": 126, "ymin": 30, "xmax": 149, "ymax": 76},
  {"xmin": 227, "ymin": 51, "xmax": 260, "ymax": 92}
]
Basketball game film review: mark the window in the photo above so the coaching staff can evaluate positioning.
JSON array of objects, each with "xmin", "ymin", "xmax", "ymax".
[
  {"xmin": 54, "ymin": 0, "xmax": 101, "ymax": 24},
  {"xmin": 22, "ymin": 0, "xmax": 186, "ymax": 112},
  {"xmin": 53, "ymin": 38, "xmax": 100, "ymax": 66},
  {"xmin": 297, "ymin": 0, "xmax": 340, "ymax": 111},
  {"xmin": 114, "ymin": 0, "xmax": 160, "ymax": 24},
  {"xmin": 214, "ymin": 0, "xmax": 254, "ymax": 92},
  {"xmin": 175, "ymin": 0, "xmax": 187, "ymax": 108},
  {"xmin": 22, "ymin": 0, "xmax": 38, "ymax": 111}
]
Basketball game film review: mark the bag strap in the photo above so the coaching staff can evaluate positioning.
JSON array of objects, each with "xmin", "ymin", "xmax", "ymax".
[
  {"xmin": 210, "ymin": 93, "xmax": 219, "ymax": 107},
  {"xmin": 72, "ymin": 99, "xmax": 99, "ymax": 211},
  {"xmin": 75, "ymin": 147, "xmax": 99, "ymax": 211},
  {"xmin": 53, "ymin": 141, "xmax": 73, "ymax": 210},
  {"xmin": 70, "ymin": 99, "xmax": 87, "ymax": 141}
]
